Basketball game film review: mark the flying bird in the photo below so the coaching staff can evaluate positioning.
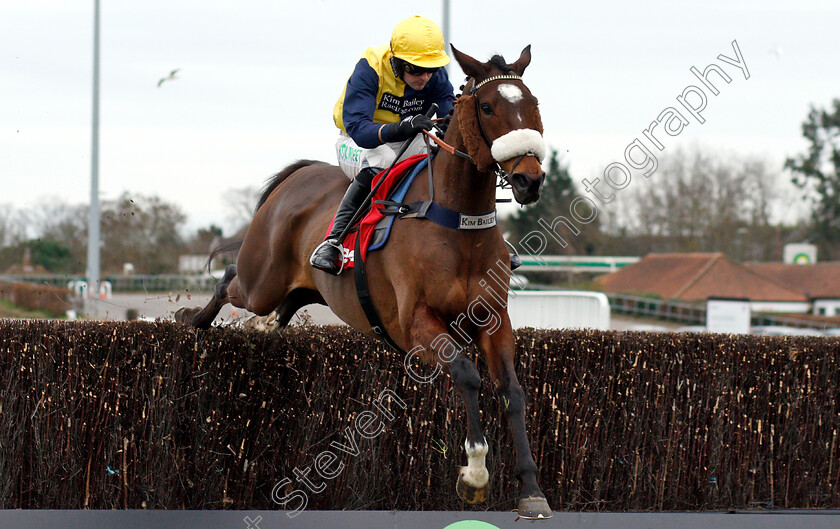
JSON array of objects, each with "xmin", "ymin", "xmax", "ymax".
[{"xmin": 157, "ymin": 68, "xmax": 180, "ymax": 87}]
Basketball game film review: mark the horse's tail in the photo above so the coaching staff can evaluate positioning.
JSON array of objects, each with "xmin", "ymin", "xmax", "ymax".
[
  {"xmin": 205, "ymin": 239, "xmax": 243, "ymax": 273},
  {"xmin": 255, "ymin": 159, "xmax": 323, "ymax": 214}
]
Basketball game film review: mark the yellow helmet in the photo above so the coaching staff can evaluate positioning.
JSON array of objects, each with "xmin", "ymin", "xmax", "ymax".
[{"xmin": 390, "ymin": 15, "xmax": 450, "ymax": 68}]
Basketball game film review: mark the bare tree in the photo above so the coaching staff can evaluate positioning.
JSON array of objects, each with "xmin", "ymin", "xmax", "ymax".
[
  {"xmin": 608, "ymin": 148, "xmax": 783, "ymax": 260},
  {"xmin": 0, "ymin": 205, "xmax": 31, "ymax": 247},
  {"xmin": 29, "ymin": 200, "xmax": 88, "ymax": 266},
  {"xmin": 182, "ymin": 224, "xmax": 223, "ymax": 255},
  {"xmin": 0, "ymin": 204, "xmax": 14, "ymax": 248},
  {"xmin": 1, "ymin": 194, "xmax": 188, "ymax": 274},
  {"xmin": 100, "ymin": 192, "xmax": 187, "ymax": 274},
  {"xmin": 222, "ymin": 186, "xmax": 260, "ymax": 232}
]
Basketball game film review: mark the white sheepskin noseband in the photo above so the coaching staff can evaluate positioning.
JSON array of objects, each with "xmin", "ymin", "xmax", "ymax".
[{"xmin": 490, "ymin": 129, "xmax": 546, "ymax": 163}]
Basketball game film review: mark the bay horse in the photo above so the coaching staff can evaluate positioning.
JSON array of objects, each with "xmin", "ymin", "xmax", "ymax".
[{"xmin": 176, "ymin": 45, "xmax": 552, "ymax": 519}]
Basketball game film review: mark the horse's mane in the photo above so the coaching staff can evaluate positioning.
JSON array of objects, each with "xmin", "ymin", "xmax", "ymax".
[
  {"xmin": 487, "ymin": 54, "xmax": 512, "ymax": 73},
  {"xmin": 255, "ymin": 159, "xmax": 323, "ymax": 214}
]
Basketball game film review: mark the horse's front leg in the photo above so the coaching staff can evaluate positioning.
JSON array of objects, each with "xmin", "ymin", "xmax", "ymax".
[
  {"xmin": 406, "ymin": 308, "xmax": 490, "ymax": 504},
  {"xmin": 450, "ymin": 353, "xmax": 490, "ymax": 504},
  {"xmin": 478, "ymin": 320, "xmax": 553, "ymax": 519}
]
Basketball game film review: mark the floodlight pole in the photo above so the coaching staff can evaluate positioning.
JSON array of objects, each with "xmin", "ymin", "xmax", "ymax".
[
  {"xmin": 87, "ymin": 0, "xmax": 101, "ymax": 299},
  {"xmin": 442, "ymin": 0, "xmax": 451, "ymax": 77}
]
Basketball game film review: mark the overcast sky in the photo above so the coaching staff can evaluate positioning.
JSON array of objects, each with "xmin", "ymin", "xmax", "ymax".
[{"xmin": 4, "ymin": 1, "xmax": 839, "ymax": 235}]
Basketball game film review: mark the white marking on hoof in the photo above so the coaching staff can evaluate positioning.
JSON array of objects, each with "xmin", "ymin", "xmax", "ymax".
[
  {"xmin": 461, "ymin": 438, "xmax": 489, "ymax": 488},
  {"xmin": 498, "ymin": 83, "xmax": 523, "ymax": 103}
]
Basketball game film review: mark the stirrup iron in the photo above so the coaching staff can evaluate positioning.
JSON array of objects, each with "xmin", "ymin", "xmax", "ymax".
[{"xmin": 310, "ymin": 239, "xmax": 346, "ymax": 275}]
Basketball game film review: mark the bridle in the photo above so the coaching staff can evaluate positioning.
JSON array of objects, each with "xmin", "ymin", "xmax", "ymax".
[{"xmin": 447, "ymin": 74, "xmax": 543, "ymax": 187}]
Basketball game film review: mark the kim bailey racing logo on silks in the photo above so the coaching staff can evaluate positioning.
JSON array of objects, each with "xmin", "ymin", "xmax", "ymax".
[
  {"xmin": 379, "ymin": 93, "xmax": 425, "ymax": 116},
  {"xmin": 459, "ymin": 211, "xmax": 497, "ymax": 230},
  {"xmin": 442, "ymin": 521, "xmax": 501, "ymax": 529}
]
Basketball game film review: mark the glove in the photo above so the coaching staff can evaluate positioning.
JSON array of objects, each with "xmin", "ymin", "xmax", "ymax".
[
  {"xmin": 436, "ymin": 109, "xmax": 453, "ymax": 136},
  {"xmin": 383, "ymin": 114, "xmax": 435, "ymax": 142}
]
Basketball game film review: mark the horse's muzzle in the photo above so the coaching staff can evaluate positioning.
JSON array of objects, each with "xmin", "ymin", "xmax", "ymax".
[{"xmin": 510, "ymin": 170, "xmax": 545, "ymax": 205}]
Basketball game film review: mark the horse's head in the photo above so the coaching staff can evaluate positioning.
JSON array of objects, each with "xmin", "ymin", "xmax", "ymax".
[{"xmin": 451, "ymin": 45, "xmax": 546, "ymax": 205}]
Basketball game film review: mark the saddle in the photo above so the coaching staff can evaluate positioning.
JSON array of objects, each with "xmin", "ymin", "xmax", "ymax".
[
  {"xmin": 322, "ymin": 152, "xmax": 499, "ymax": 352},
  {"xmin": 323, "ymin": 154, "xmax": 430, "ymax": 270}
]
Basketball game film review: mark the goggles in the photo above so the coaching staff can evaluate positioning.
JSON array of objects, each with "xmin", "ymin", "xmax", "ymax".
[{"xmin": 402, "ymin": 62, "xmax": 438, "ymax": 76}]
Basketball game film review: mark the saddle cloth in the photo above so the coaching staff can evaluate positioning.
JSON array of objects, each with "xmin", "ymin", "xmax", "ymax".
[{"xmin": 323, "ymin": 154, "xmax": 429, "ymax": 270}]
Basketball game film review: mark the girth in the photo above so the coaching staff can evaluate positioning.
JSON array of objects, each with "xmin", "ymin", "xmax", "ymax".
[
  {"xmin": 378, "ymin": 199, "xmax": 497, "ymax": 231},
  {"xmin": 353, "ymin": 199, "xmax": 498, "ymax": 353},
  {"xmin": 353, "ymin": 232, "xmax": 406, "ymax": 354}
]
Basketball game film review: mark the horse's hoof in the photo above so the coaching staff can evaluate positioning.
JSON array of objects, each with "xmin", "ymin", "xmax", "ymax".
[
  {"xmin": 174, "ymin": 307, "xmax": 200, "ymax": 325},
  {"xmin": 456, "ymin": 467, "xmax": 489, "ymax": 504},
  {"xmin": 244, "ymin": 313, "xmax": 279, "ymax": 332},
  {"xmin": 517, "ymin": 496, "xmax": 553, "ymax": 520},
  {"xmin": 456, "ymin": 475, "xmax": 489, "ymax": 504}
]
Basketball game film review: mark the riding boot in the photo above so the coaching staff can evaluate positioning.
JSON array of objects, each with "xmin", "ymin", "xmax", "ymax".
[
  {"xmin": 504, "ymin": 239, "xmax": 522, "ymax": 271},
  {"xmin": 310, "ymin": 168, "xmax": 376, "ymax": 275}
]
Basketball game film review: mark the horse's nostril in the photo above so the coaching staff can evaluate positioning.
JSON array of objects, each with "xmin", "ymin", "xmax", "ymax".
[
  {"xmin": 511, "ymin": 173, "xmax": 531, "ymax": 192},
  {"xmin": 535, "ymin": 172, "xmax": 546, "ymax": 191}
]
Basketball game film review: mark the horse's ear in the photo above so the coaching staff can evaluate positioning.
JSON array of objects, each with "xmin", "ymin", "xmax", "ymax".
[
  {"xmin": 451, "ymin": 44, "xmax": 488, "ymax": 80},
  {"xmin": 510, "ymin": 45, "xmax": 532, "ymax": 76}
]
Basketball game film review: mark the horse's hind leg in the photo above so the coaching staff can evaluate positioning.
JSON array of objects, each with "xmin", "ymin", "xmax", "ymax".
[
  {"xmin": 175, "ymin": 264, "xmax": 238, "ymax": 329},
  {"xmin": 273, "ymin": 289, "xmax": 326, "ymax": 327}
]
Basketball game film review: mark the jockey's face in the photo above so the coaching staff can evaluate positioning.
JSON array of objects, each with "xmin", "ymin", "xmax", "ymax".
[{"xmin": 403, "ymin": 70, "xmax": 434, "ymax": 91}]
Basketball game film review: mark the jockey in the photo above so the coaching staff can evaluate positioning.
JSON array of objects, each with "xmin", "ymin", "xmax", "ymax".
[{"xmin": 310, "ymin": 15, "xmax": 455, "ymax": 275}]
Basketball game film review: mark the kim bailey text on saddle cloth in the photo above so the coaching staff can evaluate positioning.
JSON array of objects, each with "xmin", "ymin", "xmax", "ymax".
[{"xmin": 336, "ymin": 131, "xmax": 427, "ymax": 179}]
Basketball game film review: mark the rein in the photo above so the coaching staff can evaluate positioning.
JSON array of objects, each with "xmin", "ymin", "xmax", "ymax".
[{"xmin": 422, "ymin": 130, "xmax": 525, "ymax": 193}]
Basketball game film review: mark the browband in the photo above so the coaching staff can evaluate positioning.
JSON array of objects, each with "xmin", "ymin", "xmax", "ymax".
[{"xmin": 470, "ymin": 74, "xmax": 523, "ymax": 93}]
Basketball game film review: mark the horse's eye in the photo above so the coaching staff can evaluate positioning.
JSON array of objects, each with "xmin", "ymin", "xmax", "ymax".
[{"xmin": 480, "ymin": 103, "xmax": 493, "ymax": 115}]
